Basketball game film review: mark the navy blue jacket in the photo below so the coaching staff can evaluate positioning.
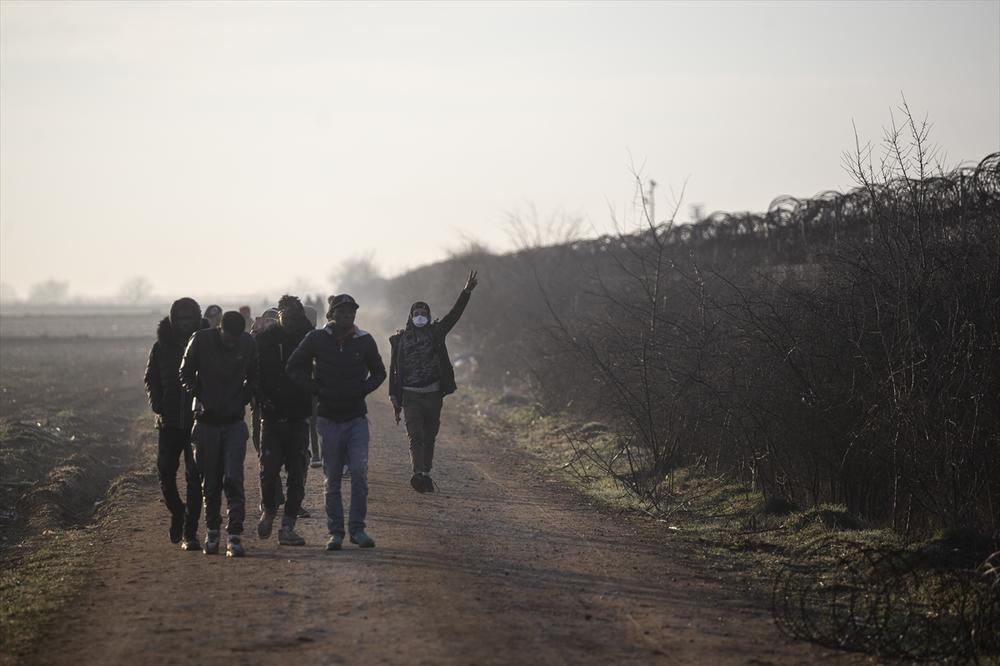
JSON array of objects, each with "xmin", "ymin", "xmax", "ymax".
[{"xmin": 285, "ymin": 325, "xmax": 386, "ymax": 422}]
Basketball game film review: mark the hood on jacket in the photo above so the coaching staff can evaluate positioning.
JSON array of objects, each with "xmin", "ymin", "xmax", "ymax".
[
  {"xmin": 158, "ymin": 297, "xmax": 204, "ymax": 345},
  {"xmin": 257, "ymin": 319, "xmax": 311, "ymax": 347},
  {"xmin": 406, "ymin": 300, "xmax": 432, "ymax": 331},
  {"xmin": 156, "ymin": 316, "xmax": 210, "ymax": 346},
  {"xmin": 156, "ymin": 316, "xmax": 174, "ymax": 344}
]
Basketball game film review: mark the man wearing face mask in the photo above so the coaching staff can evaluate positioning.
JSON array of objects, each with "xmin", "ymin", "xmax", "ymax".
[
  {"xmin": 389, "ymin": 270, "xmax": 478, "ymax": 493},
  {"xmin": 254, "ymin": 295, "xmax": 313, "ymax": 546},
  {"xmin": 144, "ymin": 297, "xmax": 205, "ymax": 550},
  {"xmin": 286, "ymin": 294, "xmax": 386, "ymax": 551},
  {"xmin": 180, "ymin": 311, "xmax": 259, "ymax": 557}
]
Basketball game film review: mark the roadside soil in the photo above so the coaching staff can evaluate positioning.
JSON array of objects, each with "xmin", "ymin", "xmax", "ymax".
[
  {"xmin": 0, "ymin": 337, "xmax": 149, "ymax": 535},
  {"xmin": 25, "ymin": 391, "xmax": 860, "ymax": 666}
]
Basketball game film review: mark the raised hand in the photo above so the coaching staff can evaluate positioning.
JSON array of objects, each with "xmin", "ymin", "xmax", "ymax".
[{"xmin": 464, "ymin": 269, "xmax": 479, "ymax": 292}]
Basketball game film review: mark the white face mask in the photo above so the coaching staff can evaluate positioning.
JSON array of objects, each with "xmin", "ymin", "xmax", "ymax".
[{"xmin": 412, "ymin": 315, "xmax": 429, "ymax": 327}]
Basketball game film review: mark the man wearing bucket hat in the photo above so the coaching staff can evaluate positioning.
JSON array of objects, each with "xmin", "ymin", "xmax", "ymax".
[{"xmin": 286, "ymin": 293, "xmax": 386, "ymax": 550}]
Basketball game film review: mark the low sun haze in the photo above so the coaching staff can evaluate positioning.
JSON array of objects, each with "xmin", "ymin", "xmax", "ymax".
[{"xmin": 1, "ymin": 0, "xmax": 997, "ymax": 300}]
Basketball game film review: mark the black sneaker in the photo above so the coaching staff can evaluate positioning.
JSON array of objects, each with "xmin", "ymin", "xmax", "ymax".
[
  {"xmin": 180, "ymin": 536, "xmax": 201, "ymax": 551},
  {"xmin": 349, "ymin": 531, "xmax": 375, "ymax": 548},
  {"xmin": 169, "ymin": 510, "xmax": 185, "ymax": 544},
  {"xmin": 203, "ymin": 530, "xmax": 220, "ymax": 555},
  {"xmin": 226, "ymin": 535, "xmax": 245, "ymax": 558},
  {"xmin": 278, "ymin": 526, "xmax": 305, "ymax": 546},
  {"xmin": 257, "ymin": 511, "xmax": 275, "ymax": 539},
  {"xmin": 422, "ymin": 474, "xmax": 436, "ymax": 493},
  {"xmin": 410, "ymin": 473, "xmax": 426, "ymax": 493},
  {"xmin": 297, "ymin": 506, "xmax": 311, "ymax": 518}
]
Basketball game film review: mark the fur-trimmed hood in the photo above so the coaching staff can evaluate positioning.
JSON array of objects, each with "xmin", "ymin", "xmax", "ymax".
[
  {"xmin": 156, "ymin": 316, "xmax": 209, "ymax": 346},
  {"xmin": 156, "ymin": 316, "xmax": 179, "ymax": 346}
]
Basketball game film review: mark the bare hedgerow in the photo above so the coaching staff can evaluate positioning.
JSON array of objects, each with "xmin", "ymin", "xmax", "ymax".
[{"xmin": 380, "ymin": 103, "xmax": 999, "ymax": 539}]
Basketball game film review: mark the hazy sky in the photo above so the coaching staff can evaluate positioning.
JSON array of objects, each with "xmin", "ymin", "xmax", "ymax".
[{"xmin": 1, "ymin": 1, "xmax": 997, "ymax": 300}]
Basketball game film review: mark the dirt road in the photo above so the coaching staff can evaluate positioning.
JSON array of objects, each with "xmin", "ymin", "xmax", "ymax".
[{"xmin": 31, "ymin": 394, "xmax": 848, "ymax": 665}]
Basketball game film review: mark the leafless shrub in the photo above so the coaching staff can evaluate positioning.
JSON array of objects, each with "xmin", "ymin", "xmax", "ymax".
[{"xmin": 381, "ymin": 104, "xmax": 1000, "ymax": 541}]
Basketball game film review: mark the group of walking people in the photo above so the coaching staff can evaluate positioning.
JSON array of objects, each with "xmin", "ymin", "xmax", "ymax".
[{"xmin": 144, "ymin": 271, "xmax": 478, "ymax": 557}]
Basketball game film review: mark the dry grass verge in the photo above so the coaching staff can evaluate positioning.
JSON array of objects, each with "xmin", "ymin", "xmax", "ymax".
[
  {"xmin": 0, "ymin": 421, "xmax": 156, "ymax": 665},
  {"xmin": 455, "ymin": 388, "xmax": 999, "ymax": 663}
]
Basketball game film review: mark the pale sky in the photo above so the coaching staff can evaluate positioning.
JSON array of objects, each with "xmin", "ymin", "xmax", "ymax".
[{"xmin": 1, "ymin": 0, "xmax": 998, "ymax": 299}]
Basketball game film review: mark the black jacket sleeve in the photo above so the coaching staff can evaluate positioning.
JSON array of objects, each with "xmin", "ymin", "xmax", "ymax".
[
  {"xmin": 363, "ymin": 337, "xmax": 387, "ymax": 395},
  {"xmin": 241, "ymin": 337, "xmax": 259, "ymax": 406},
  {"xmin": 387, "ymin": 334, "xmax": 401, "ymax": 404},
  {"xmin": 179, "ymin": 332, "xmax": 201, "ymax": 397},
  {"xmin": 286, "ymin": 331, "xmax": 319, "ymax": 395},
  {"xmin": 144, "ymin": 343, "xmax": 163, "ymax": 414},
  {"xmin": 437, "ymin": 289, "xmax": 471, "ymax": 337}
]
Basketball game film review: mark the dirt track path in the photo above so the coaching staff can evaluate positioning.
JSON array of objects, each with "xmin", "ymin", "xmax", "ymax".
[{"xmin": 32, "ymin": 394, "xmax": 849, "ymax": 665}]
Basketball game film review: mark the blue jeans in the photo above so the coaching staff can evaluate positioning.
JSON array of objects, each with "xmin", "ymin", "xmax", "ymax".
[{"xmin": 317, "ymin": 416, "xmax": 369, "ymax": 537}]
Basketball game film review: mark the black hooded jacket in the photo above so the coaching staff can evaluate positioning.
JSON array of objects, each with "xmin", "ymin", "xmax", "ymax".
[
  {"xmin": 179, "ymin": 328, "xmax": 259, "ymax": 426},
  {"xmin": 255, "ymin": 321, "xmax": 313, "ymax": 421},
  {"xmin": 144, "ymin": 301, "xmax": 205, "ymax": 430},
  {"xmin": 388, "ymin": 288, "xmax": 471, "ymax": 405}
]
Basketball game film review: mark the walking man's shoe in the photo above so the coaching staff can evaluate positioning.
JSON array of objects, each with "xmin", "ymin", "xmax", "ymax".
[
  {"xmin": 411, "ymin": 472, "xmax": 434, "ymax": 493},
  {"xmin": 297, "ymin": 506, "xmax": 311, "ymax": 518},
  {"xmin": 326, "ymin": 534, "xmax": 343, "ymax": 551},
  {"xmin": 350, "ymin": 531, "xmax": 375, "ymax": 548},
  {"xmin": 257, "ymin": 511, "xmax": 275, "ymax": 539},
  {"xmin": 180, "ymin": 536, "xmax": 201, "ymax": 551},
  {"xmin": 310, "ymin": 456, "xmax": 322, "ymax": 469},
  {"xmin": 169, "ymin": 509, "xmax": 185, "ymax": 543},
  {"xmin": 203, "ymin": 530, "xmax": 220, "ymax": 555},
  {"xmin": 278, "ymin": 526, "xmax": 306, "ymax": 546},
  {"xmin": 226, "ymin": 534, "xmax": 245, "ymax": 558}
]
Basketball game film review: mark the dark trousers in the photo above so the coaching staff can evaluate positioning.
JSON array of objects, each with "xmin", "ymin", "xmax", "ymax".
[
  {"xmin": 310, "ymin": 397, "xmax": 319, "ymax": 458},
  {"xmin": 253, "ymin": 404, "xmax": 286, "ymax": 510},
  {"xmin": 402, "ymin": 391, "xmax": 443, "ymax": 474},
  {"xmin": 193, "ymin": 420, "xmax": 248, "ymax": 535},
  {"xmin": 301, "ymin": 398, "xmax": 319, "ymax": 490},
  {"xmin": 251, "ymin": 401, "xmax": 262, "ymax": 453},
  {"xmin": 157, "ymin": 426, "xmax": 201, "ymax": 539},
  {"xmin": 259, "ymin": 419, "xmax": 308, "ymax": 524}
]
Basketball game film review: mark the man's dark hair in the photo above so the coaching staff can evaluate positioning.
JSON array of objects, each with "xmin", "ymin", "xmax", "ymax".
[
  {"xmin": 221, "ymin": 310, "xmax": 246, "ymax": 336},
  {"xmin": 278, "ymin": 294, "xmax": 303, "ymax": 312}
]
